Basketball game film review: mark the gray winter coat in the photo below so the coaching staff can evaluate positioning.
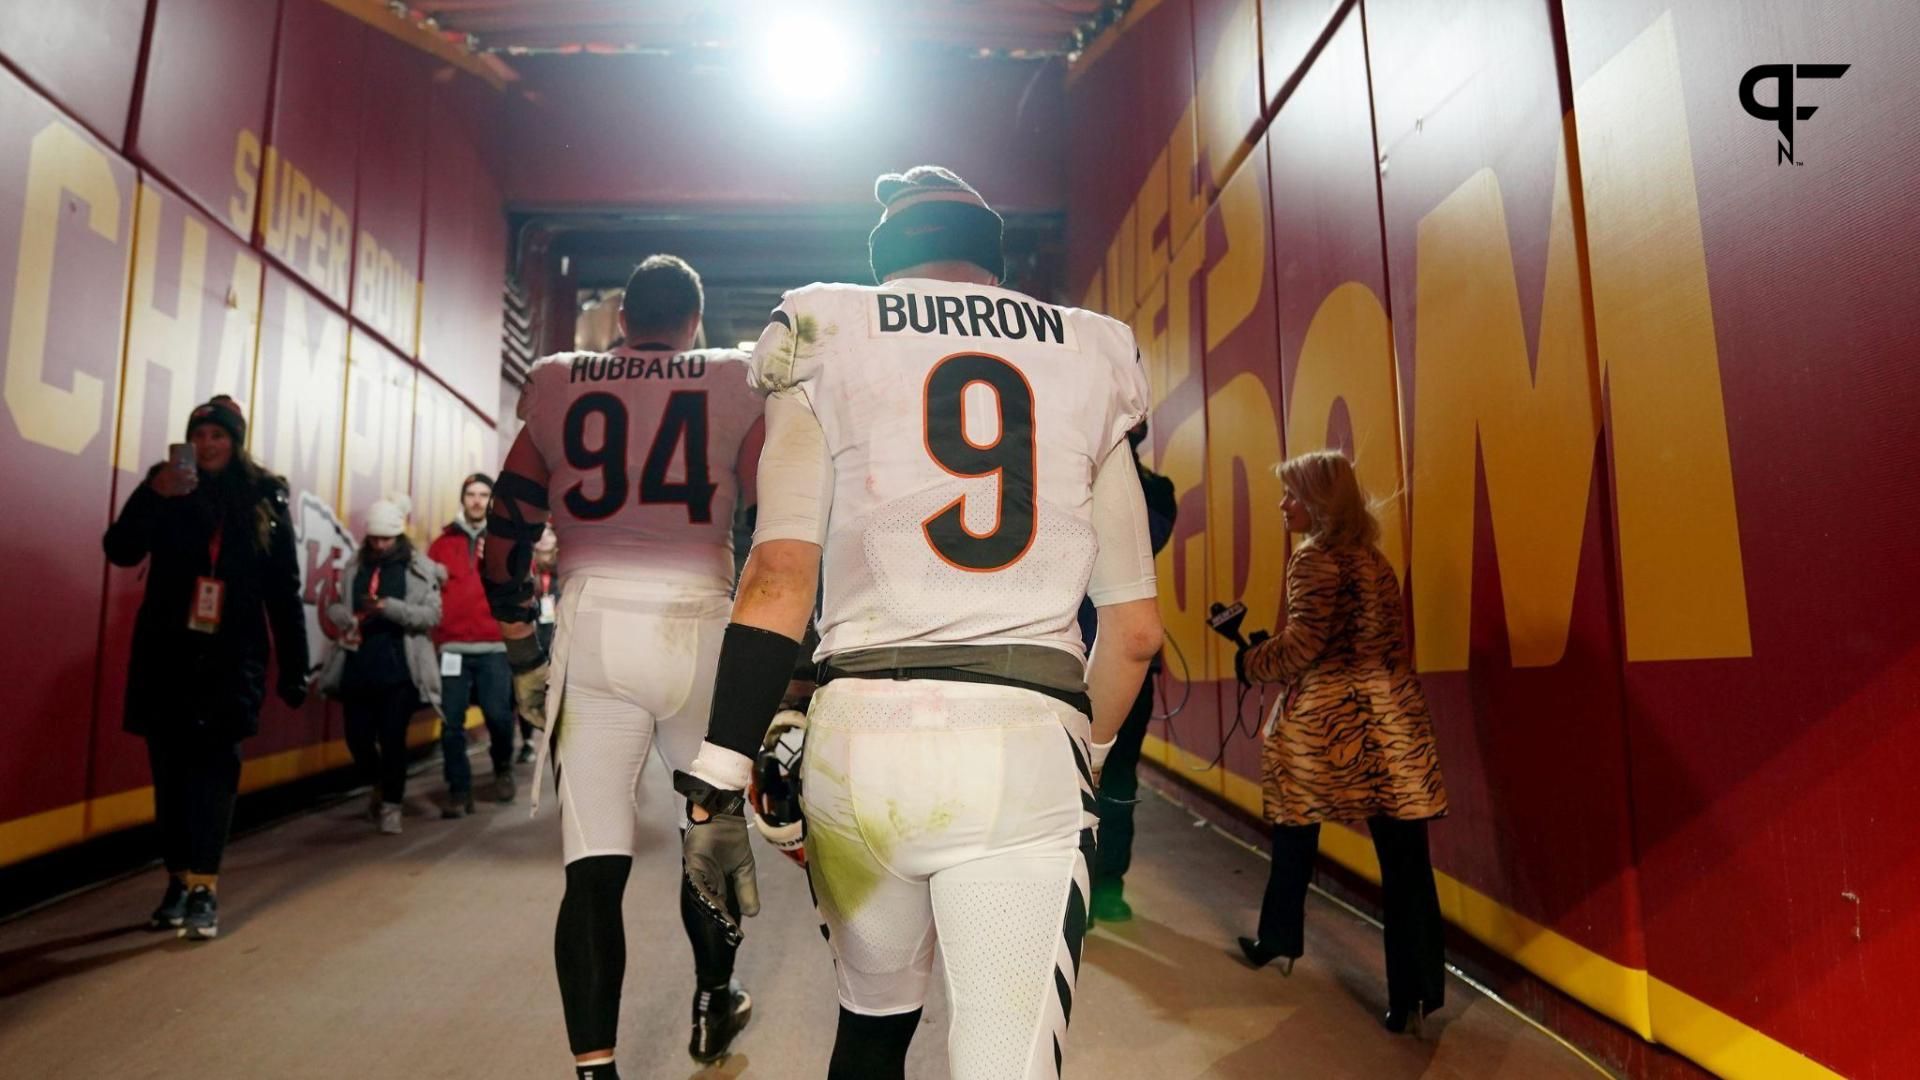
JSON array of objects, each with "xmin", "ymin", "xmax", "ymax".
[{"xmin": 315, "ymin": 547, "xmax": 446, "ymax": 715}]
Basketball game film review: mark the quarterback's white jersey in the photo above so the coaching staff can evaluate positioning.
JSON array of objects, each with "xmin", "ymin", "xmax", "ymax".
[
  {"xmin": 520, "ymin": 346, "xmax": 761, "ymax": 594},
  {"xmin": 749, "ymin": 278, "xmax": 1153, "ymax": 660}
]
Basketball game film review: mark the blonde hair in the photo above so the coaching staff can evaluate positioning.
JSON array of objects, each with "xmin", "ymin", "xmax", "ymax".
[{"xmin": 1276, "ymin": 449, "xmax": 1379, "ymax": 549}]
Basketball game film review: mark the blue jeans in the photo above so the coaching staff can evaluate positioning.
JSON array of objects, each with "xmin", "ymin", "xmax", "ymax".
[{"xmin": 439, "ymin": 650, "xmax": 514, "ymax": 792}]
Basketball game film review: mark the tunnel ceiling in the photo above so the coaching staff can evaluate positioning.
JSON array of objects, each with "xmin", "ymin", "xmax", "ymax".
[
  {"xmin": 524, "ymin": 208, "xmax": 1063, "ymax": 350},
  {"xmin": 411, "ymin": 0, "xmax": 1121, "ymax": 59}
]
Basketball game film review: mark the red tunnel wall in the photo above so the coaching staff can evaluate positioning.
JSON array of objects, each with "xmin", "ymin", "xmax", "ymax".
[
  {"xmin": 1066, "ymin": 1, "xmax": 1920, "ymax": 1077},
  {"xmin": 0, "ymin": 0, "xmax": 503, "ymax": 862}
]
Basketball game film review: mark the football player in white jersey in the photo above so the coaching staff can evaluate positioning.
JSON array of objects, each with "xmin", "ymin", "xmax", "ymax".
[
  {"xmin": 673, "ymin": 167, "xmax": 1166, "ymax": 1079},
  {"xmin": 480, "ymin": 256, "xmax": 766, "ymax": 1079}
]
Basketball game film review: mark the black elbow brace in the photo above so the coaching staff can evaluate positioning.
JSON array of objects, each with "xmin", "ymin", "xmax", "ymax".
[{"xmin": 706, "ymin": 623, "xmax": 804, "ymax": 760}]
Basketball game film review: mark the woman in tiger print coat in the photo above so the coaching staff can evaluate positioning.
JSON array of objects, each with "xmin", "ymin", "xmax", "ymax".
[{"xmin": 1234, "ymin": 450, "xmax": 1449, "ymax": 1034}]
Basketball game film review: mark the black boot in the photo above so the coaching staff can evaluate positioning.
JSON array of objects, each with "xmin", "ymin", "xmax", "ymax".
[
  {"xmin": 689, "ymin": 980, "xmax": 752, "ymax": 1064},
  {"xmin": 1237, "ymin": 936, "xmax": 1296, "ymax": 975}
]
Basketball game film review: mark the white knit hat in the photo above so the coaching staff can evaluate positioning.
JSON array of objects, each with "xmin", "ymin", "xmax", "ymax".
[{"xmin": 365, "ymin": 494, "xmax": 412, "ymax": 539}]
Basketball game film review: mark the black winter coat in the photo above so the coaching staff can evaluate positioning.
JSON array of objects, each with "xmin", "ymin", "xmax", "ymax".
[{"xmin": 102, "ymin": 466, "xmax": 308, "ymax": 739}]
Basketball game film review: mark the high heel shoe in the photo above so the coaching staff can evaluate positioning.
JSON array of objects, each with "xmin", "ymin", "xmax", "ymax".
[
  {"xmin": 1382, "ymin": 1002, "xmax": 1428, "ymax": 1036},
  {"xmin": 1236, "ymin": 937, "xmax": 1297, "ymax": 975}
]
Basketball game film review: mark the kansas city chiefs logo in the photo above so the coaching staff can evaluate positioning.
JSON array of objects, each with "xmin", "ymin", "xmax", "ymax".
[{"xmin": 294, "ymin": 492, "xmax": 354, "ymax": 666}]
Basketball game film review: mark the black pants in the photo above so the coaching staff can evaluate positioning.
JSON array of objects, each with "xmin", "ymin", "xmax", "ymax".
[
  {"xmin": 146, "ymin": 729, "xmax": 243, "ymax": 875},
  {"xmin": 1257, "ymin": 816, "xmax": 1446, "ymax": 1010},
  {"xmin": 343, "ymin": 683, "xmax": 417, "ymax": 805},
  {"xmin": 1093, "ymin": 675, "xmax": 1155, "ymax": 887}
]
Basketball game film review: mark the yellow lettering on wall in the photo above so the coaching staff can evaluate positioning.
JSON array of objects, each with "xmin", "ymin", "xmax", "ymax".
[
  {"xmin": 1207, "ymin": 372, "xmax": 1287, "ymax": 665},
  {"xmin": 1080, "ymin": 267, "xmax": 1105, "ymax": 315},
  {"xmin": 1411, "ymin": 156, "xmax": 1597, "ymax": 671},
  {"xmin": 342, "ymin": 335, "xmax": 410, "ymax": 516},
  {"xmin": 5, "ymin": 123, "xmax": 117, "ymax": 455},
  {"xmin": 1196, "ymin": 0, "xmax": 1260, "ymax": 192},
  {"xmin": 1134, "ymin": 144, "xmax": 1170, "ymax": 306},
  {"xmin": 1154, "ymin": 409, "xmax": 1210, "ymax": 681},
  {"xmin": 1168, "ymin": 101, "xmax": 1205, "ymax": 255},
  {"xmin": 1288, "ymin": 282, "xmax": 1408, "ymax": 577},
  {"xmin": 286, "ymin": 170, "xmax": 313, "ymax": 255},
  {"xmin": 119, "ymin": 182, "xmax": 209, "ymax": 473},
  {"xmin": 261, "ymin": 147, "xmax": 287, "ymax": 251},
  {"xmin": 228, "ymin": 129, "xmax": 261, "ymax": 236},
  {"xmin": 328, "ymin": 204, "xmax": 351, "ymax": 298},
  {"xmin": 1131, "ymin": 276, "xmax": 1167, "ymax": 395},
  {"xmin": 1203, "ymin": 158, "xmax": 1266, "ymax": 352},
  {"xmin": 1410, "ymin": 16, "xmax": 1750, "ymax": 671},
  {"xmin": 1106, "ymin": 205, "xmax": 1136, "ymax": 323},
  {"xmin": 271, "ymin": 296, "xmax": 345, "ymax": 504},
  {"xmin": 1160, "ymin": 231, "xmax": 1204, "ymax": 398},
  {"xmin": 306, "ymin": 190, "xmax": 332, "ymax": 285},
  {"xmin": 1573, "ymin": 13, "xmax": 1750, "ymax": 661},
  {"xmin": 211, "ymin": 251, "xmax": 263, "ymax": 400}
]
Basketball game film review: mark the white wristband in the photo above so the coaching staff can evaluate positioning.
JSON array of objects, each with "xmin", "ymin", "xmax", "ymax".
[
  {"xmin": 1090, "ymin": 735, "xmax": 1117, "ymax": 774},
  {"xmin": 687, "ymin": 741, "xmax": 754, "ymax": 793}
]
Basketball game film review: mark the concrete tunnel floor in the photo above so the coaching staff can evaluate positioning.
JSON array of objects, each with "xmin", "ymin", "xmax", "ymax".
[{"xmin": 0, "ymin": 749, "xmax": 1600, "ymax": 1079}]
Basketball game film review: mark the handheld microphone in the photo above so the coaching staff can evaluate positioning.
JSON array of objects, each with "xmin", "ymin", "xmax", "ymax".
[{"xmin": 1206, "ymin": 601, "xmax": 1249, "ymax": 647}]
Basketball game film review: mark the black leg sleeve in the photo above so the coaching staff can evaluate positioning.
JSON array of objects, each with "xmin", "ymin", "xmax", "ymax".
[
  {"xmin": 680, "ymin": 877, "xmax": 739, "ymax": 991},
  {"xmin": 1256, "ymin": 822, "xmax": 1320, "ymax": 957},
  {"xmin": 1094, "ymin": 676, "xmax": 1154, "ymax": 885},
  {"xmin": 555, "ymin": 855, "xmax": 633, "ymax": 1055},
  {"xmin": 827, "ymin": 1007, "xmax": 921, "ymax": 1080}
]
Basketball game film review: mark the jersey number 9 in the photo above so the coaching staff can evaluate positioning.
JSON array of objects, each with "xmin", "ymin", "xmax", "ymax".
[
  {"xmin": 921, "ymin": 353, "xmax": 1036, "ymax": 571},
  {"xmin": 562, "ymin": 391, "xmax": 716, "ymax": 523}
]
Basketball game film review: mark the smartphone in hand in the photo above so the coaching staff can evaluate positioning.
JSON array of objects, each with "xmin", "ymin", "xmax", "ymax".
[{"xmin": 167, "ymin": 442, "xmax": 196, "ymax": 477}]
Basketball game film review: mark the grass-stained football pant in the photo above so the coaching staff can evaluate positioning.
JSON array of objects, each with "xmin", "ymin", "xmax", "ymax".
[
  {"xmin": 800, "ymin": 677, "xmax": 1096, "ymax": 1080},
  {"xmin": 551, "ymin": 578, "xmax": 728, "ymax": 864}
]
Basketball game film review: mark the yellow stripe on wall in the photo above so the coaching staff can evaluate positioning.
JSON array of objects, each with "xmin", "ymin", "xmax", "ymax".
[
  {"xmin": 1143, "ymin": 734, "xmax": 1843, "ymax": 1080},
  {"xmin": 0, "ymin": 711, "xmax": 468, "ymax": 868}
]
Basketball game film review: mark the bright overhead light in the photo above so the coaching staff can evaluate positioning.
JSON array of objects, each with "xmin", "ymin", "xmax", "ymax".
[{"xmin": 755, "ymin": 12, "xmax": 857, "ymax": 105}]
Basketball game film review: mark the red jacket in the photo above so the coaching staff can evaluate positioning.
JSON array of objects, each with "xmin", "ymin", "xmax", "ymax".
[{"xmin": 427, "ymin": 522, "xmax": 502, "ymax": 646}]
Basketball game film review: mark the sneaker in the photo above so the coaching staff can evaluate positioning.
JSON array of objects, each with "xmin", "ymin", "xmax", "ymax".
[
  {"xmin": 1090, "ymin": 882, "xmax": 1133, "ymax": 923},
  {"xmin": 441, "ymin": 789, "xmax": 475, "ymax": 820},
  {"xmin": 515, "ymin": 742, "xmax": 535, "ymax": 765},
  {"xmin": 688, "ymin": 981, "xmax": 752, "ymax": 1064},
  {"xmin": 493, "ymin": 767, "xmax": 516, "ymax": 804},
  {"xmin": 148, "ymin": 877, "xmax": 188, "ymax": 930},
  {"xmin": 178, "ymin": 886, "xmax": 218, "ymax": 941},
  {"xmin": 379, "ymin": 802, "xmax": 403, "ymax": 835}
]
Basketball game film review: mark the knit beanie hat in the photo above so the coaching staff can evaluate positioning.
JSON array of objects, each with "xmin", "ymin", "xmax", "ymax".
[
  {"xmin": 365, "ymin": 494, "xmax": 412, "ymax": 539},
  {"xmin": 186, "ymin": 395, "xmax": 246, "ymax": 445},
  {"xmin": 868, "ymin": 166, "xmax": 1004, "ymax": 284}
]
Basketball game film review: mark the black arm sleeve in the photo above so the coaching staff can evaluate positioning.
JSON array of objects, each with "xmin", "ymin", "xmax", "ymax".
[{"xmin": 705, "ymin": 623, "xmax": 804, "ymax": 760}]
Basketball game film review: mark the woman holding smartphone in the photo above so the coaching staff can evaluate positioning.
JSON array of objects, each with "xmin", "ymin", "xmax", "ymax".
[
  {"xmin": 102, "ymin": 396, "xmax": 309, "ymax": 941},
  {"xmin": 319, "ymin": 496, "xmax": 444, "ymax": 834}
]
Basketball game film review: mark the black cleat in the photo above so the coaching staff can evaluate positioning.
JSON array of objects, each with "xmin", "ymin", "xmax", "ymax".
[
  {"xmin": 688, "ymin": 981, "xmax": 752, "ymax": 1064},
  {"xmin": 148, "ymin": 878, "xmax": 188, "ymax": 930},
  {"xmin": 178, "ymin": 885, "xmax": 218, "ymax": 941}
]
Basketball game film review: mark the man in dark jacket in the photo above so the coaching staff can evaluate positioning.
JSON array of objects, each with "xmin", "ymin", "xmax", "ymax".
[
  {"xmin": 103, "ymin": 395, "xmax": 308, "ymax": 941},
  {"xmin": 427, "ymin": 473, "xmax": 516, "ymax": 812},
  {"xmin": 1086, "ymin": 420, "xmax": 1178, "ymax": 923}
]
